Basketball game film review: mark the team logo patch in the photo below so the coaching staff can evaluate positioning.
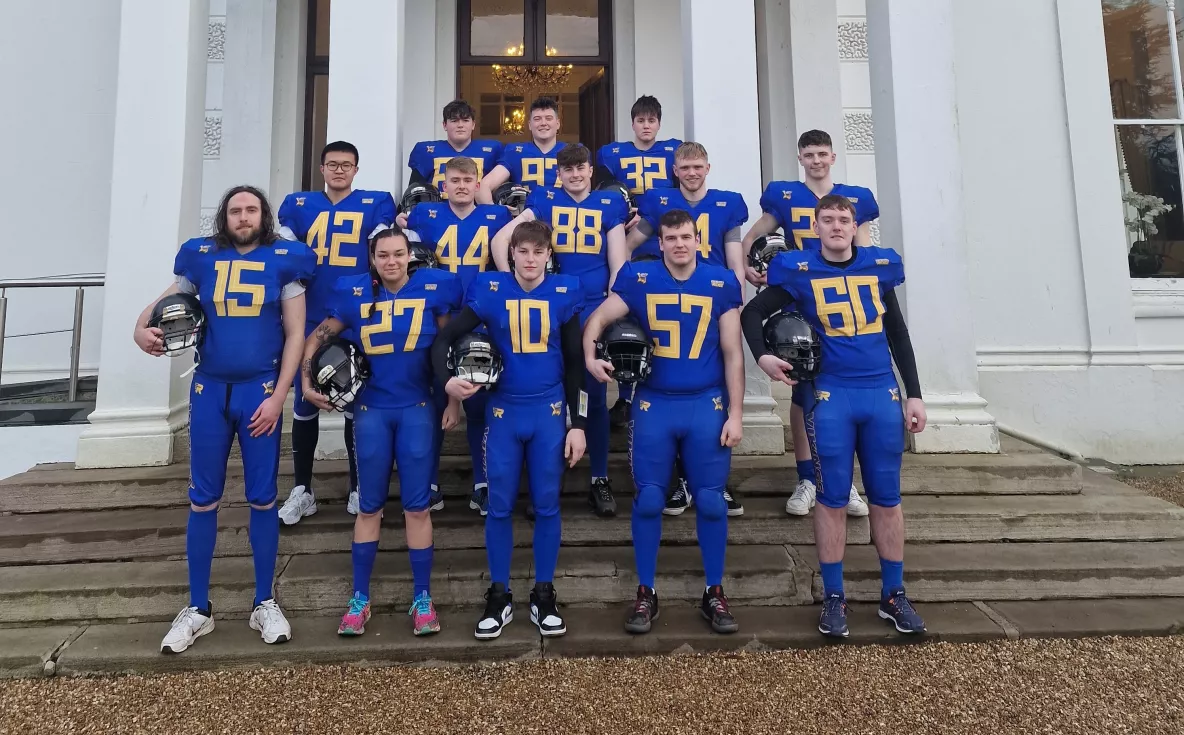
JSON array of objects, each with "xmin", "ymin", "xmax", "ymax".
[
  {"xmin": 782, "ymin": 190, "xmax": 792, "ymax": 200},
  {"xmin": 353, "ymin": 287, "xmax": 364, "ymax": 296},
  {"xmin": 486, "ymin": 214, "xmax": 498, "ymax": 220},
  {"xmin": 425, "ymin": 283, "xmax": 437, "ymax": 291},
  {"xmin": 426, "ymin": 145, "xmax": 435, "ymax": 153},
  {"xmin": 551, "ymin": 401, "xmax": 563, "ymax": 416},
  {"xmin": 483, "ymin": 147, "xmax": 493, "ymax": 153},
  {"xmin": 428, "ymin": 209, "xmax": 437, "ymax": 218},
  {"xmin": 637, "ymin": 273, "xmax": 647, "ymax": 284},
  {"xmin": 815, "ymin": 390, "xmax": 831, "ymax": 402},
  {"xmin": 664, "ymin": 146, "xmax": 673, "ymax": 151},
  {"xmin": 275, "ymin": 248, "xmax": 288, "ymax": 255},
  {"xmin": 611, "ymin": 147, "xmax": 620, "ymax": 154},
  {"xmin": 600, "ymin": 198, "xmax": 611, "ymax": 204},
  {"xmin": 716, "ymin": 201, "xmax": 727, "ymax": 207},
  {"xmin": 638, "ymin": 401, "xmax": 651, "ymax": 412},
  {"xmin": 199, "ymin": 245, "xmax": 211, "ymax": 253},
  {"xmin": 296, "ymin": 197, "xmax": 306, "ymax": 206},
  {"xmin": 711, "ymin": 280, "xmax": 724, "ymax": 288},
  {"xmin": 490, "ymin": 281, "xmax": 499, "ymax": 291},
  {"xmin": 659, "ymin": 197, "xmax": 668, "ymax": 206},
  {"xmin": 515, "ymin": 145, "xmax": 524, "ymax": 153},
  {"xmin": 889, "ymin": 388, "xmax": 901, "ymax": 402},
  {"xmin": 876, "ymin": 258, "xmax": 890, "ymax": 265},
  {"xmin": 194, "ymin": 383, "xmax": 204, "ymax": 395},
  {"xmin": 262, "ymin": 381, "xmax": 276, "ymax": 396},
  {"xmin": 712, "ymin": 396, "xmax": 723, "ymax": 411},
  {"xmin": 798, "ymin": 262, "xmax": 809, "ymax": 271},
  {"xmin": 556, "ymin": 286, "xmax": 568, "ymax": 293},
  {"xmin": 362, "ymin": 198, "xmax": 374, "ymax": 205},
  {"xmin": 493, "ymin": 407, "xmax": 505, "ymax": 419},
  {"xmin": 546, "ymin": 190, "xmax": 555, "ymax": 199},
  {"xmin": 849, "ymin": 197, "xmax": 859, "ymax": 203}
]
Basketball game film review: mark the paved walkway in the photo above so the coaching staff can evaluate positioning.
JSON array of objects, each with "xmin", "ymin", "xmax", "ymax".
[{"xmin": 3, "ymin": 636, "xmax": 1181, "ymax": 734}]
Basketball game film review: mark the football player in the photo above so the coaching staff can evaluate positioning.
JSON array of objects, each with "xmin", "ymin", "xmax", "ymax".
[
  {"xmin": 301, "ymin": 226, "xmax": 462, "ymax": 637},
  {"xmin": 400, "ymin": 156, "xmax": 513, "ymax": 514},
  {"xmin": 477, "ymin": 97, "xmax": 571, "ymax": 202},
  {"xmin": 740, "ymin": 194, "xmax": 927, "ymax": 638},
  {"xmin": 431, "ymin": 220, "xmax": 588, "ymax": 640},
  {"xmin": 490, "ymin": 143, "xmax": 629, "ymax": 517},
  {"xmin": 275, "ymin": 141, "xmax": 396, "ymax": 526},
  {"xmin": 133, "ymin": 185, "xmax": 316, "ymax": 653},
  {"xmin": 406, "ymin": 99, "xmax": 503, "ymax": 197},
  {"xmin": 583, "ymin": 209, "xmax": 746, "ymax": 635},
  {"xmin": 741, "ymin": 130, "xmax": 878, "ymax": 519}
]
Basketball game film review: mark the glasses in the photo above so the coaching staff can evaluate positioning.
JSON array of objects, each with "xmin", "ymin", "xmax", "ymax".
[{"xmin": 323, "ymin": 162, "xmax": 356, "ymax": 172}]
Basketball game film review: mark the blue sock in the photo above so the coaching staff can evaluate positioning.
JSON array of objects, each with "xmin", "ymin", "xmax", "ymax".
[
  {"xmin": 485, "ymin": 514, "xmax": 513, "ymax": 586},
  {"xmin": 631, "ymin": 508, "xmax": 662, "ymax": 589},
  {"xmin": 696, "ymin": 510, "xmax": 728, "ymax": 587},
  {"xmin": 796, "ymin": 459, "xmax": 816, "ymax": 484},
  {"xmin": 880, "ymin": 558, "xmax": 904, "ymax": 598},
  {"xmin": 186, "ymin": 508, "xmax": 219, "ymax": 612},
  {"xmin": 351, "ymin": 540, "xmax": 379, "ymax": 599},
  {"xmin": 820, "ymin": 560, "xmax": 844, "ymax": 598},
  {"xmin": 409, "ymin": 545, "xmax": 434, "ymax": 598},
  {"xmin": 532, "ymin": 512, "xmax": 561, "ymax": 584},
  {"xmin": 249, "ymin": 506, "xmax": 280, "ymax": 607}
]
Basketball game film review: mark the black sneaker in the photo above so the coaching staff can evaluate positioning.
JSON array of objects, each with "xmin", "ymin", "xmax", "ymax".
[
  {"xmin": 818, "ymin": 593, "xmax": 849, "ymax": 638},
  {"xmin": 474, "ymin": 583, "xmax": 513, "ymax": 640},
  {"xmin": 529, "ymin": 583, "xmax": 567, "ymax": 637},
  {"xmin": 523, "ymin": 500, "xmax": 535, "ymax": 521},
  {"xmin": 723, "ymin": 489, "xmax": 744, "ymax": 517},
  {"xmin": 608, "ymin": 399, "xmax": 630, "ymax": 429},
  {"xmin": 663, "ymin": 478, "xmax": 692, "ymax": 516},
  {"xmin": 624, "ymin": 585, "xmax": 659, "ymax": 634},
  {"xmin": 589, "ymin": 478, "xmax": 616, "ymax": 517},
  {"xmin": 469, "ymin": 483, "xmax": 488, "ymax": 517},
  {"xmin": 700, "ymin": 585, "xmax": 739, "ymax": 634}
]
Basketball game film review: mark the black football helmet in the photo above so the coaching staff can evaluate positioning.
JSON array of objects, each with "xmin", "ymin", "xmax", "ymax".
[
  {"xmin": 763, "ymin": 311, "xmax": 821, "ymax": 382},
  {"xmin": 597, "ymin": 180, "xmax": 637, "ymax": 221},
  {"xmin": 447, "ymin": 332, "xmax": 503, "ymax": 389},
  {"xmin": 310, "ymin": 338, "xmax": 370, "ymax": 410},
  {"xmin": 148, "ymin": 293, "xmax": 205, "ymax": 355},
  {"xmin": 399, "ymin": 183, "xmax": 441, "ymax": 215},
  {"xmin": 748, "ymin": 233, "xmax": 791, "ymax": 275},
  {"xmin": 493, "ymin": 182, "xmax": 531, "ymax": 216},
  {"xmin": 631, "ymin": 253, "xmax": 661, "ymax": 263},
  {"xmin": 408, "ymin": 242, "xmax": 439, "ymax": 274},
  {"xmin": 595, "ymin": 316, "xmax": 653, "ymax": 385}
]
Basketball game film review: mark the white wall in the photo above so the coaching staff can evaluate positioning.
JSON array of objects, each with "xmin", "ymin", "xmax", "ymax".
[
  {"xmin": 629, "ymin": 0, "xmax": 684, "ymax": 141},
  {"xmin": 0, "ymin": 1, "xmax": 121, "ymax": 384},
  {"xmin": 837, "ymin": 0, "xmax": 878, "ymax": 212},
  {"xmin": 0, "ymin": 424, "xmax": 87, "ymax": 480}
]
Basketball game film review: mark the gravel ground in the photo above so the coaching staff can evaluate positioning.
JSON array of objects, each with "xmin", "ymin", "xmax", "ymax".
[
  {"xmin": 3, "ymin": 636, "xmax": 1183, "ymax": 735},
  {"xmin": 1123, "ymin": 471, "xmax": 1184, "ymax": 509}
]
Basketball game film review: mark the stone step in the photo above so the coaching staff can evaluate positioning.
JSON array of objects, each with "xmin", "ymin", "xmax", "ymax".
[
  {"xmin": 0, "ymin": 447, "xmax": 1083, "ymax": 514},
  {"xmin": 4, "ymin": 541, "xmax": 1183, "ymax": 625}
]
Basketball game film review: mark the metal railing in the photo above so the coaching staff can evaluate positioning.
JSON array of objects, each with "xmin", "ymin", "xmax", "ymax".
[{"xmin": 0, "ymin": 276, "xmax": 106, "ymax": 401}]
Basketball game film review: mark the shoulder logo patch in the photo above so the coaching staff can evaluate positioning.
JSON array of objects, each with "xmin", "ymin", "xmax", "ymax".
[
  {"xmin": 482, "ymin": 146, "xmax": 493, "ymax": 152},
  {"xmin": 428, "ymin": 209, "xmax": 437, "ymax": 218},
  {"xmin": 275, "ymin": 248, "xmax": 288, "ymax": 255},
  {"xmin": 490, "ymin": 281, "xmax": 499, "ymax": 291},
  {"xmin": 353, "ymin": 287, "xmax": 364, "ymax": 296},
  {"xmin": 426, "ymin": 145, "xmax": 435, "ymax": 153},
  {"xmin": 601, "ymin": 198, "xmax": 611, "ymax": 205},
  {"xmin": 711, "ymin": 280, "xmax": 724, "ymax": 287},
  {"xmin": 637, "ymin": 273, "xmax": 647, "ymax": 284},
  {"xmin": 515, "ymin": 145, "xmax": 524, "ymax": 153},
  {"xmin": 659, "ymin": 196, "xmax": 668, "ymax": 206},
  {"xmin": 848, "ymin": 197, "xmax": 859, "ymax": 203},
  {"xmin": 486, "ymin": 214, "xmax": 497, "ymax": 220},
  {"xmin": 362, "ymin": 198, "xmax": 374, "ymax": 204},
  {"xmin": 716, "ymin": 201, "xmax": 727, "ymax": 207},
  {"xmin": 782, "ymin": 190, "xmax": 792, "ymax": 200},
  {"xmin": 798, "ymin": 262, "xmax": 809, "ymax": 271},
  {"xmin": 425, "ymin": 283, "xmax": 438, "ymax": 291},
  {"xmin": 664, "ymin": 146, "xmax": 673, "ymax": 151},
  {"xmin": 556, "ymin": 286, "xmax": 568, "ymax": 293},
  {"xmin": 198, "ymin": 245, "xmax": 211, "ymax": 253},
  {"xmin": 612, "ymin": 147, "xmax": 620, "ymax": 154},
  {"xmin": 295, "ymin": 197, "xmax": 306, "ymax": 206},
  {"xmin": 876, "ymin": 258, "xmax": 889, "ymax": 265},
  {"xmin": 546, "ymin": 190, "xmax": 555, "ymax": 199}
]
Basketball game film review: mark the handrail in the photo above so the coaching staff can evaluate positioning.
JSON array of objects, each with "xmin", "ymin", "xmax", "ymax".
[{"xmin": 0, "ymin": 276, "xmax": 106, "ymax": 401}]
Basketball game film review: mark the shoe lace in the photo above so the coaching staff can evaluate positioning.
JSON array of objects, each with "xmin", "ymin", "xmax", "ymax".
[
  {"xmin": 347, "ymin": 596, "xmax": 368, "ymax": 617},
  {"xmin": 483, "ymin": 588, "xmax": 506, "ymax": 617},
  {"xmin": 708, "ymin": 588, "xmax": 731, "ymax": 614},
  {"xmin": 632, "ymin": 593, "xmax": 654, "ymax": 616},
  {"xmin": 412, "ymin": 593, "xmax": 434, "ymax": 617},
  {"xmin": 594, "ymin": 480, "xmax": 614, "ymax": 503},
  {"xmin": 172, "ymin": 606, "xmax": 203, "ymax": 628},
  {"xmin": 890, "ymin": 593, "xmax": 916, "ymax": 615},
  {"xmin": 256, "ymin": 599, "xmax": 284, "ymax": 627},
  {"xmin": 281, "ymin": 488, "xmax": 308, "ymax": 510},
  {"xmin": 823, "ymin": 595, "xmax": 846, "ymax": 616}
]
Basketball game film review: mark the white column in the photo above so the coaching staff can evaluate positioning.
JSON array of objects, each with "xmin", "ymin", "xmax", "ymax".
[
  {"xmin": 76, "ymin": 0, "xmax": 211, "ymax": 468},
  {"xmin": 402, "ymin": 0, "xmax": 440, "ymax": 192},
  {"xmin": 682, "ymin": 0, "xmax": 785, "ymax": 455},
  {"xmin": 866, "ymin": 0, "xmax": 999, "ymax": 453},
  {"xmin": 613, "ymin": 0, "xmax": 637, "ymax": 140},
  {"xmin": 638, "ymin": 0, "xmax": 685, "ymax": 141},
  {"xmin": 220, "ymin": 0, "xmax": 278, "ymax": 194},
  {"xmin": 270, "ymin": 0, "xmax": 308, "ymax": 198},
  {"xmin": 327, "ymin": 0, "xmax": 405, "ymax": 197}
]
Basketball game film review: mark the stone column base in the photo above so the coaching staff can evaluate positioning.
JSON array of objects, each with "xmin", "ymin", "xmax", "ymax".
[
  {"xmin": 738, "ymin": 394, "xmax": 786, "ymax": 456},
  {"xmin": 75, "ymin": 402, "xmax": 189, "ymax": 468},
  {"xmin": 909, "ymin": 392, "xmax": 1000, "ymax": 454}
]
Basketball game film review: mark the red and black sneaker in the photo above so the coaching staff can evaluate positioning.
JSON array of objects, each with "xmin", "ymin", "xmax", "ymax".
[
  {"xmin": 700, "ymin": 585, "xmax": 739, "ymax": 634},
  {"xmin": 624, "ymin": 585, "xmax": 659, "ymax": 634}
]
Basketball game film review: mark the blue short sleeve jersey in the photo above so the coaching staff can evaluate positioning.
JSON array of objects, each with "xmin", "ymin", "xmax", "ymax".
[
  {"xmin": 496, "ymin": 141, "xmax": 570, "ymax": 190},
  {"xmin": 635, "ymin": 188, "xmax": 748, "ymax": 267},
  {"xmin": 595, "ymin": 139, "xmax": 681, "ymax": 195},
  {"xmin": 526, "ymin": 187, "xmax": 628, "ymax": 303},
  {"xmin": 406, "ymin": 203, "xmax": 513, "ymax": 294},
  {"xmin": 759, "ymin": 181, "xmax": 879, "ymax": 251},
  {"xmin": 407, "ymin": 139, "xmax": 504, "ymax": 195}
]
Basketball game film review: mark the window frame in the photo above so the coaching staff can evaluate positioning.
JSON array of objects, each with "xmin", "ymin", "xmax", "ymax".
[
  {"xmin": 301, "ymin": 0, "xmax": 331, "ymax": 192},
  {"xmin": 458, "ymin": 0, "xmax": 614, "ymax": 66}
]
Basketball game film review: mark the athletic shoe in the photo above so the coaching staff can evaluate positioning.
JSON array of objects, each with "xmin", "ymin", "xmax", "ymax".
[
  {"xmin": 624, "ymin": 585, "xmax": 659, "ymax": 634},
  {"xmin": 663, "ymin": 478, "xmax": 692, "ymax": 516},
  {"xmin": 278, "ymin": 485, "xmax": 316, "ymax": 525},
  {"xmin": 409, "ymin": 591, "xmax": 442, "ymax": 636},
  {"xmin": 346, "ymin": 488, "xmax": 360, "ymax": 516},
  {"xmin": 785, "ymin": 479, "xmax": 816, "ymax": 516},
  {"xmin": 847, "ymin": 485, "xmax": 869, "ymax": 517},
  {"xmin": 429, "ymin": 484, "xmax": 445, "ymax": 512},
  {"xmin": 469, "ymin": 483, "xmax": 489, "ymax": 516},
  {"xmin": 337, "ymin": 593, "xmax": 371, "ymax": 636},
  {"xmin": 879, "ymin": 589, "xmax": 926, "ymax": 634},
  {"xmin": 818, "ymin": 593, "xmax": 849, "ymax": 638},
  {"xmin": 474, "ymin": 583, "xmax": 513, "ymax": 640},
  {"xmin": 700, "ymin": 585, "xmax": 739, "ymax": 633},
  {"xmin": 723, "ymin": 489, "xmax": 744, "ymax": 517},
  {"xmin": 608, "ymin": 399, "xmax": 630, "ymax": 429},
  {"xmin": 529, "ymin": 583, "xmax": 567, "ymax": 637},
  {"xmin": 249, "ymin": 598, "xmax": 292, "ymax": 645},
  {"xmin": 160, "ymin": 605, "xmax": 214, "ymax": 654},
  {"xmin": 524, "ymin": 501, "xmax": 535, "ymax": 521},
  {"xmin": 589, "ymin": 477, "xmax": 616, "ymax": 517}
]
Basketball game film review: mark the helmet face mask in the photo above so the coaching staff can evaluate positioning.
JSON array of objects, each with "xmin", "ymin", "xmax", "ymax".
[
  {"xmin": 596, "ymin": 180, "xmax": 637, "ymax": 221},
  {"xmin": 748, "ymin": 233, "xmax": 791, "ymax": 275},
  {"xmin": 149, "ymin": 293, "xmax": 205, "ymax": 356},
  {"xmin": 400, "ymin": 183, "xmax": 441, "ymax": 215},
  {"xmin": 763, "ymin": 312, "xmax": 821, "ymax": 382},
  {"xmin": 407, "ymin": 242, "xmax": 439, "ymax": 275},
  {"xmin": 448, "ymin": 333, "xmax": 503, "ymax": 389},
  {"xmin": 494, "ymin": 183, "xmax": 530, "ymax": 216},
  {"xmin": 311, "ymin": 339, "xmax": 370, "ymax": 410},
  {"xmin": 596, "ymin": 317, "xmax": 653, "ymax": 384}
]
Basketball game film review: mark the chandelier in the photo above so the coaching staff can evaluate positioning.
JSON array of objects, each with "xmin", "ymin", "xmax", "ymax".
[
  {"xmin": 502, "ymin": 108, "xmax": 526, "ymax": 135},
  {"xmin": 491, "ymin": 43, "xmax": 573, "ymax": 92}
]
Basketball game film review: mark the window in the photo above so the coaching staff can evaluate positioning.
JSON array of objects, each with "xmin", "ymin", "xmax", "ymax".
[{"xmin": 1104, "ymin": 0, "xmax": 1184, "ymax": 278}]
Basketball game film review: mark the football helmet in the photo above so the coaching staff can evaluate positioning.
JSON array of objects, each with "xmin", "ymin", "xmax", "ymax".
[
  {"xmin": 596, "ymin": 180, "xmax": 637, "ymax": 221},
  {"xmin": 595, "ymin": 316, "xmax": 653, "ymax": 384},
  {"xmin": 408, "ymin": 242, "xmax": 439, "ymax": 274},
  {"xmin": 399, "ymin": 183, "xmax": 441, "ymax": 215},
  {"xmin": 748, "ymin": 233, "xmax": 791, "ymax": 275},
  {"xmin": 631, "ymin": 253, "xmax": 661, "ymax": 263},
  {"xmin": 311, "ymin": 338, "xmax": 370, "ymax": 410},
  {"xmin": 148, "ymin": 293, "xmax": 205, "ymax": 355},
  {"xmin": 493, "ymin": 182, "xmax": 531, "ymax": 216},
  {"xmin": 762, "ymin": 311, "xmax": 821, "ymax": 382},
  {"xmin": 447, "ymin": 332, "xmax": 503, "ymax": 388}
]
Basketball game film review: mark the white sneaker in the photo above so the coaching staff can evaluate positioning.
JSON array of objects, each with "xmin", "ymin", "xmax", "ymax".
[
  {"xmin": 279, "ymin": 485, "xmax": 317, "ymax": 525},
  {"xmin": 160, "ymin": 606, "xmax": 214, "ymax": 654},
  {"xmin": 785, "ymin": 479, "xmax": 817, "ymax": 516},
  {"xmin": 249, "ymin": 598, "xmax": 292, "ymax": 644},
  {"xmin": 846, "ymin": 485, "xmax": 870, "ymax": 517},
  {"xmin": 346, "ymin": 489, "xmax": 360, "ymax": 516}
]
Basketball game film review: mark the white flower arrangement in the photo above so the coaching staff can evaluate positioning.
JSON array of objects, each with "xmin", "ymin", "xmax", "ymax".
[{"xmin": 1122, "ymin": 189, "xmax": 1174, "ymax": 250}]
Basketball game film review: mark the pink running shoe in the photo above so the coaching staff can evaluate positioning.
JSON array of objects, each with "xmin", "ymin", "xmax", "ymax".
[
  {"xmin": 338, "ymin": 593, "xmax": 371, "ymax": 636},
  {"xmin": 409, "ymin": 592, "xmax": 441, "ymax": 636}
]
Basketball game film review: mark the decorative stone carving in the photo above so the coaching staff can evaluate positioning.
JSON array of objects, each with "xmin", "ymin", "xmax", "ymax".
[
  {"xmin": 844, "ymin": 112, "xmax": 875, "ymax": 152},
  {"xmin": 208, "ymin": 19, "xmax": 226, "ymax": 61},
  {"xmin": 203, "ymin": 116, "xmax": 222, "ymax": 158},
  {"xmin": 837, "ymin": 21, "xmax": 868, "ymax": 60}
]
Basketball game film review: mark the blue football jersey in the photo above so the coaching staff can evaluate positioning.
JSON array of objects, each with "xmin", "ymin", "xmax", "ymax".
[
  {"xmin": 759, "ymin": 181, "xmax": 879, "ymax": 251},
  {"xmin": 407, "ymin": 139, "xmax": 504, "ymax": 196},
  {"xmin": 766, "ymin": 246, "xmax": 904, "ymax": 383},
  {"xmin": 173, "ymin": 237, "xmax": 316, "ymax": 384},
  {"xmin": 406, "ymin": 203, "xmax": 512, "ymax": 294},
  {"xmin": 496, "ymin": 141, "xmax": 570, "ymax": 190},
  {"xmin": 595, "ymin": 139, "xmax": 681, "ymax": 195},
  {"xmin": 527, "ymin": 187, "xmax": 628, "ymax": 303},
  {"xmin": 612, "ymin": 260, "xmax": 743, "ymax": 395},
  {"xmin": 466, "ymin": 272, "xmax": 584, "ymax": 398},
  {"xmin": 635, "ymin": 188, "xmax": 748, "ymax": 268},
  {"xmin": 330, "ymin": 269, "xmax": 462, "ymax": 409},
  {"xmin": 277, "ymin": 190, "xmax": 396, "ymax": 325}
]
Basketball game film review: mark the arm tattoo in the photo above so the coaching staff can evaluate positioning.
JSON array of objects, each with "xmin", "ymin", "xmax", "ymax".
[
  {"xmin": 313, "ymin": 321, "xmax": 339, "ymax": 345},
  {"xmin": 302, "ymin": 357, "xmax": 313, "ymax": 379}
]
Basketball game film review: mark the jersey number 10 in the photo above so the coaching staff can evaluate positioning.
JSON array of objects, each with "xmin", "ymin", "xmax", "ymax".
[{"xmin": 505, "ymin": 299, "xmax": 551, "ymax": 354}]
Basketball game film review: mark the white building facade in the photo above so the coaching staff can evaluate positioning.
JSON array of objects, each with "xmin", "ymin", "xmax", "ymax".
[{"xmin": 1, "ymin": 0, "xmax": 1181, "ymax": 471}]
